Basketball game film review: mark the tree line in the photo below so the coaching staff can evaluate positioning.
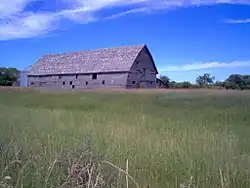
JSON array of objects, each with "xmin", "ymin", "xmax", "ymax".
[
  {"xmin": 160, "ymin": 73, "xmax": 250, "ymax": 90},
  {"xmin": 0, "ymin": 67, "xmax": 249, "ymax": 90},
  {"xmin": 215, "ymin": 74, "xmax": 250, "ymax": 90}
]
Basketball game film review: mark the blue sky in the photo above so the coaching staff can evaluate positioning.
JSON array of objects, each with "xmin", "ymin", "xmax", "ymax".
[{"xmin": 0, "ymin": 0, "xmax": 250, "ymax": 82}]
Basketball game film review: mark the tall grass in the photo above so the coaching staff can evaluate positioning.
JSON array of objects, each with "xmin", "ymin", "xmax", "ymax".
[{"xmin": 0, "ymin": 89, "xmax": 250, "ymax": 187}]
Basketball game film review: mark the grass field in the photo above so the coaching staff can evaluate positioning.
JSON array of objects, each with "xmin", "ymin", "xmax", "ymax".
[{"xmin": 0, "ymin": 88, "xmax": 250, "ymax": 188}]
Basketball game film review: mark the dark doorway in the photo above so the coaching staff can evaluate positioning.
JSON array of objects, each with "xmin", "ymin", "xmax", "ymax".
[
  {"xmin": 72, "ymin": 85, "xmax": 75, "ymax": 89},
  {"xmin": 92, "ymin": 73, "xmax": 97, "ymax": 80}
]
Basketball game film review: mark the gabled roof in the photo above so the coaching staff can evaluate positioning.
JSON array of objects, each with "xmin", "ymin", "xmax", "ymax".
[{"xmin": 28, "ymin": 44, "xmax": 152, "ymax": 75}]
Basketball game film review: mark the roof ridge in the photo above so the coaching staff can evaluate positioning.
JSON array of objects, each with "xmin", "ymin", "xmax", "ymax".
[{"xmin": 43, "ymin": 44, "xmax": 146, "ymax": 57}]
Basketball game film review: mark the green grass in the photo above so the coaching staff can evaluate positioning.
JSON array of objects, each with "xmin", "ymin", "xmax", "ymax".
[{"xmin": 0, "ymin": 89, "xmax": 250, "ymax": 187}]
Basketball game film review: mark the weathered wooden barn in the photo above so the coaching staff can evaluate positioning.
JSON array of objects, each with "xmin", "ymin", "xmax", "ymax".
[{"xmin": 26, "ymin": 44, "xmax": 158, "ymax": 89}]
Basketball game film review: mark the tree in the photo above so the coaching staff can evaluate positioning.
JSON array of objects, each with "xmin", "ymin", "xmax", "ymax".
[
  {"xmin": 159, "ymin": 75, "xmax": 170, "ymax": 88},
  {"xmin": 162, "ymin": 80, "xmax": 195, "ymax": 89},
  {"xmin": 244, "ymin": 76, "xmax": 250, "ymax": 89},
  {"xmin": 214, "ymin": 81, "xmax": 224, "ymax": 87},
  {"xmin": 169, "ymin": 81, "xmax": 177, "ymax": 88},
  {"xmin": 196, "ymin": 73, "xmax": 215, "ymax": 87},
  {"xmin": 224, "ymin": 74, "xmax": 250, "ymax": 90},
  {"xmin": 181, "ymin": 81, "xmax": 192, "ymax": 88},
  {"xmin": 0, "ymin": 67, "xmax": 19, "ymax": 86}
]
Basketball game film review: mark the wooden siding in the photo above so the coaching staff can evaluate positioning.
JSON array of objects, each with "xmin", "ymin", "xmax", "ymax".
[
  {"xmin": 28, "ymin": 72, "xmax": 128, "ymax": 89},
  {"xmin": 127, "ymin": 47, "xmax": 157, "ymax": 88}
]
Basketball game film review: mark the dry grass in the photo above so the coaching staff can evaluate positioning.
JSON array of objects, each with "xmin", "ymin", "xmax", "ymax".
[
  {"xmin": 0, "ymin": 86, "xmax": 247, "ymax": 95},
  {"xmin": 0, "ymin": 88, "xmax": 250, "ymax": 187}
]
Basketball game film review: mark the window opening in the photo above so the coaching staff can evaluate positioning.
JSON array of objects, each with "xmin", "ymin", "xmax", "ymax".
[{"xmin": 92, "ymin": 73, "xmax": 97, "ymax": 80}]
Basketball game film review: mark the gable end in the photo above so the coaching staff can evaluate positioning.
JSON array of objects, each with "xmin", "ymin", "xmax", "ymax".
[{"xmin": 133, "ymin": 45, "xmax": 158, "ymax": 74}]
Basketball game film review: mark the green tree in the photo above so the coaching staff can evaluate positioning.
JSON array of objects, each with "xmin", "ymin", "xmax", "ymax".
[
  {"xmin": 167, "ymin": 81, "xmax": 195, "ymax": 89},
  {"xmin": 159, "ymin": 75, "xmax": 170, "ymax": 88},
  {"xmin": 169, "ymin": 81, "xmax": 177, "ymax": 88},
  {"xmin": 225, "ymin": 74, "xmax": 250, "ymax": 90},
  {"xmin": 181, "ymin": 81, "xmax": 192, "ymax": 88},
  {"xmin": 0, "ymin": 67, "xmax": 19, "ymax": 86},
  {"xmin": 244, "ymin": 75, "xmax": 250, "ymax": 89},
  {"xmin": 196, "ymin": 73, "xmax": 215, "ymax": 87}
]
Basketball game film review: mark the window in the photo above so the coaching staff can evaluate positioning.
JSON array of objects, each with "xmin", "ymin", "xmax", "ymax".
[
  {"xmin": 92, "ymin": 73, "xmax": 97, "ymax": 80},
  {"xmin": 86, "ymin": 81, "xmax": 88, "ymax": 85},
  {"xmin": 72, "ymin": 85, "xmax": 75, "ymax": 89},
  {"xmin": 102, "ymin": 80, "xmax": 105, "ymax": 85},
  {"xmin": 76, "ymin": 74, "xmax": 78, "ymax": 79},
  {"xmin": 59, "ymin": 75, "xmax": 62, "ymax": 79},
  {"xmin": 70, "ymin": 81, "xmax": 72, "ymax": 85},
  {"xmin": 63, "ymin": 81, "xmax": 65, "ymax": 85},
  {"xmin": 132, "ymin": 81, "xmax": 136, "ymax": 84},
  {"xmin": 136, "ymin": 61, "xmax": 139, "ymax": 64}
]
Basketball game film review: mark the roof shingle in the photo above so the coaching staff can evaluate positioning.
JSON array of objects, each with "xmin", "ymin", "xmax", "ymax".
[{"xmin": 28, "ymin": 44, "xmax": 145, "ymax": 75}]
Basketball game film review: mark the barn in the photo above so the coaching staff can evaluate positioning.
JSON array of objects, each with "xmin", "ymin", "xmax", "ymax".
[{"xmin": 25, "ymin": 44, "xmax": 158, "ymax": 89}]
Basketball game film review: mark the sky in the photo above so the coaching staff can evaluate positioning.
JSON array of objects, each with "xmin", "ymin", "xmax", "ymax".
[{"xmin": 0, "ymin": 0, "xmax": 250, "ymax": 82}]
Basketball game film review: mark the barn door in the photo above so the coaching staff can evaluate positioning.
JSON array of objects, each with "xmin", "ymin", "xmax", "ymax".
[{"xmin": 136, "ymin": 82, "xmax": 140, "ymax": 88}]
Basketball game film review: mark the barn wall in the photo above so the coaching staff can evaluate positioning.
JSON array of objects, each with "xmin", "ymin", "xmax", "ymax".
[
  {"xmin": 28, "ymin": 72, "xmax": 128, "ymax": 89},
  {"xmin": 127, "ymin": 47, "xmax": 157, "ymax": 88}
]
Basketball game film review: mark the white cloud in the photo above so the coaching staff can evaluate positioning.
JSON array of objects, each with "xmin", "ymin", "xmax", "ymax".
[
  {"xmin": 0, "ymin": 0, "xmax": 58, "ymax": 40},
  {"xmin": 0, "ymin": 12, "xmax": 58, "ymax": 40},
  {"xmin": 0, "ymin": 0, "xmax": 34, "ymax": 17},
  {"xmin": 0, "ymin": 0, "xmax": 250, "ymax": 40},
  {"xmin": 159, "ymin": 61, "xmax": 250, "ymax": 72},
  {"xmin": 223, "ymin": 18, "xmax": 250, "ymax": 23},
  {"xmin": 103, "ymin": 7, "xmax": 149, "ymax": 19},
  {"xmin": 58, "ymin": 9, "xmax": 96, "ymax": 22},
  {"xmin": 58, "ymin": 0, "xmax": 149, "ymax": 21}
]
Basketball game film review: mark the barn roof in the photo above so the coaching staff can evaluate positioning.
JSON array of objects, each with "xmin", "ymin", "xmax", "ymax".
[{"xmin": 28, "ymin": 44, "xmax": 155, "ymax": 75}]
